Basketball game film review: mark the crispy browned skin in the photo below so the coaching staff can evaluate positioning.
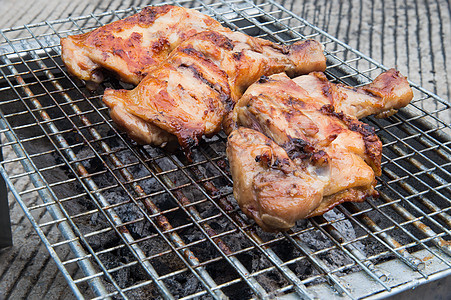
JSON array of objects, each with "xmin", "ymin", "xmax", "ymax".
[
  {"xmin": 292, "ymin": 69, "xmax": 413, "ymax": 119},
  {"xmin": 103, "ymin": 31, "xmax": 326, "ymax": 157},
  {"xmin": 60, "ymin": 5, "xmax": 224, "ymax": 85},
  {"xmin": 229, "ymin": 72, "xmax": 387, "ymax": 231}
]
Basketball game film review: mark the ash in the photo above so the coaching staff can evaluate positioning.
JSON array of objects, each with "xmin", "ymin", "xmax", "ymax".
[{"xmin": 324, "ymin": 209, "xmax": 366, "ymax": 254}]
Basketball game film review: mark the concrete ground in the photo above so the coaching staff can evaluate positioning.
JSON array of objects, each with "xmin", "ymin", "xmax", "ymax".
[{"xmin": 0, "ymin": 0, "xmax": 450, "ymax": 299}]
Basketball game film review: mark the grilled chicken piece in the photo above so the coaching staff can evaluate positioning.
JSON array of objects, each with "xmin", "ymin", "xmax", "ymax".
[
  {"xmin": 103, "ymin": 31, "xmax": 326, "ymax": 157},
  {"xmin": 227, "ymin": 127, "xmax": 330, "ymax": 231},
  {"xmin": 291, "ymin": 69, "xmax": 413, "ymax": 119},
  {"xmin": 60, "ymin": 5, "xmax": 224, "ymax": 85},
  {"xmin": 229, "ymin": 72, "xmax": 386, "ymax": 230}
]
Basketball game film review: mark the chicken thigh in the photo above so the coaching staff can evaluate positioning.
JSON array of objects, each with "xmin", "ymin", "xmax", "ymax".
[{"xmin": 227, "ymin": 70, "xmax": 412, "ymax": 230}]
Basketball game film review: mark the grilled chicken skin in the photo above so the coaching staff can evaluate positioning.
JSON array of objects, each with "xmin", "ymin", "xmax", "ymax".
[
  {"xmin": 291, "ymin": 69, "xmax": 413, "ymax": 119},
  {"xmin": 60, "ymin": 5, "xmax": 224, "ymax": 85},
  {"xmin": 227, "ymin": 127, "xmax": 330, "ymax": 231},
  {"xmin": 103, "ymin": 31, "xmax": 326, "ymax": 157},
  {"xmin": 228, "ymin": 72, "xmax": 393, "ymax": 230},
  {"xmin": 228, "ymin": 70, "xmax": 412, "ymax": 230}
]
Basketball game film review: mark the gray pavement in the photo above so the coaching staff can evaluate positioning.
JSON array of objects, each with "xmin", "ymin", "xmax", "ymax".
[{"xmin": 0, "ymin": 0, "xmax": 450, "ymax": 299}]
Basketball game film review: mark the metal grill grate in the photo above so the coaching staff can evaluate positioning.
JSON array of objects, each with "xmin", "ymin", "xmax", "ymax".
[{"xmin": 0, "ymin": 0, "xmax": 450, "ymax": 299}]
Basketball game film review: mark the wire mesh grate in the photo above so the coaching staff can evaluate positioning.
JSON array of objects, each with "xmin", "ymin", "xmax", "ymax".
[{"xmin": 0, "ymin": 0, "xmax": 450, "ymax": 299}]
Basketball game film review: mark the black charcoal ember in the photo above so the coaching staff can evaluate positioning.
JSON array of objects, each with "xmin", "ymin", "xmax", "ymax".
[
  {"xmin": 22, "ymin": 120, "xmax": 404, "ymax": 298},
  {"xmin": 164, "ymin": 274, "xmax": 205, "ymax": 298}
]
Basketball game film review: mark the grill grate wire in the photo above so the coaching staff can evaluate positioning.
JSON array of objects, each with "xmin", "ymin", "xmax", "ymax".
[{"xmin": 0, "ymin": 0, "xmax": 450, "ymax": 299}]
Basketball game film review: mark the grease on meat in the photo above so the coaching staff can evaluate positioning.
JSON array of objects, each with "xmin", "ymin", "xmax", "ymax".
[
  {"xmin": 228, "ymin": 70, "xmax": 412, "ymax": 231},
  {"xmin": 60, "ymin": 5, "xmax": 224, "ymax": 85},
  {"xmin": 102, "ymin": 31, "xmax": 326, "ymax": 157}
]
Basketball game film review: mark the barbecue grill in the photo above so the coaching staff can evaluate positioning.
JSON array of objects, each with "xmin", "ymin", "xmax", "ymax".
[{"xmin": 0, "ymin": 0, "xmax": 450, "ymax": 299}]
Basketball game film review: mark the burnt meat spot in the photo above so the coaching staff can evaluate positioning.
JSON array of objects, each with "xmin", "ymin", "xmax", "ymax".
[
  {"xmin": 200, "ymin": 31, "xmax": 234, "ymax": 50},
  {"xmin": 179, "ymin": 64, "xmax": 229, "ymax": 99},
  {"xmin": 282, "ymin": 138, "xmax": 328, "ymax": 167},
  {"xmin": 151, "ymin": 37, "xmax": 170, "ymax": 52},
  {"xmin": 233, "ymin": 52, "xmax": 243, "ymax": 60},
  {"xmin": 137, "ymin": 5, "xmax": 172, "ymax": 25}
]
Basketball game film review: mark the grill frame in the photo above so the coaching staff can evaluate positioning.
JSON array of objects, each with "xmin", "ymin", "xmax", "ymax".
[{"xmin": 0, "ymin": 0, "xmax": 450, "ymax": 299}]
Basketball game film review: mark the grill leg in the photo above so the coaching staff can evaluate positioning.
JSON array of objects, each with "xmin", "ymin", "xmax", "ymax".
[{"xmin": 0, "ymin": 145, "xmax": 12, "ymax": 249}]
